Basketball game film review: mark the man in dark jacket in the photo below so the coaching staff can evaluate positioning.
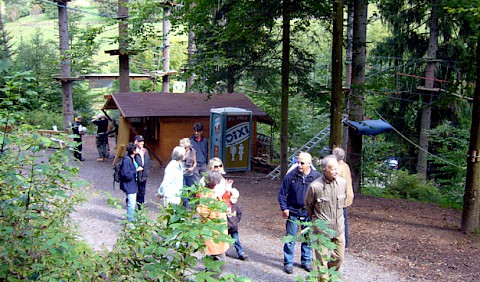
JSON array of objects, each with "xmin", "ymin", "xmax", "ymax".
[
  {"xmin": 278, "ymin": 152, "xmax": 321, "ymax": 274},
  {"xmin": 133, "ymin": 135, "xmax": 151, "ymax": 209},
  {"xmin": 92, "ymin": 114, "xmax": 110, "ymax": 162},
  {"xmin": 71, "ymin": 116, "xmax": 85, "ymax": 161},
  {"xmin": 190, "ymin": 122, "xmax": 208, "ymax": 180}
]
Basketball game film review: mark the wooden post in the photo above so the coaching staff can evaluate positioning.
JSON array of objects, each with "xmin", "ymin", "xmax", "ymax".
[
  {"xmin": 57, "ymin": 0, "xmax": 74, "ymax": 130},
  {"xmin": 118, "ymin": 0, "xmax": 130, "ymax": 93},
  {"xmin": 162, "ymin": 6, "xmax": 171, "ymax": 93},
  {"xmin": 186, "ymin": 30, "xmax": 195, "ymax": 92}
]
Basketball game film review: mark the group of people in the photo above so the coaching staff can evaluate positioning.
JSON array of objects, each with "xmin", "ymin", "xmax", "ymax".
[
  {"xmin": 113, "ymin": 120, "xmax": 354, "ymax": 280},
  {"xmin": 118, "ymin": 135, "xmax": 152, "ymax": 221},
  {"xmin": 71, "ymin": 114, "xmax": 117, "ymax": 162},
  {"xmin": 278, "ymin": 148, "xmax": 354, "ymax": 280},
  {"xmin": 117, "ymin": 122, "xmax": 248, "ymax": 274}
]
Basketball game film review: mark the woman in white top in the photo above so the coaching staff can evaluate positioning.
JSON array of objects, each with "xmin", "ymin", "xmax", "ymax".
[
  {"xmin": 200, "ymin": 157, "xmax": 233, "ymax": 201},
  {"xmin": 157, "ymin": 146, "xmax": 186, "ymax": 205}
]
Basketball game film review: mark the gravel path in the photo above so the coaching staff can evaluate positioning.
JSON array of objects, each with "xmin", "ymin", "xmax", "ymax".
[{"xmin": 71, "ymin": 135, "xmax": 406, "ymax": 281}]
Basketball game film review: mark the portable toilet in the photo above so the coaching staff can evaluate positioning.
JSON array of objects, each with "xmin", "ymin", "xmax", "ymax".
[{"xmin": 210, "ymin": 107, "xmax": 252, "ymax": 172}]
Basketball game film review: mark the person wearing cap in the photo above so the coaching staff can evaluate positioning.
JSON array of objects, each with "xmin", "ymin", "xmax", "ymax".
[
  {"xmin": 134, "ymin": 135, "xmax": 151, "ymax": 210},
  {"xmin": 71, "ymin": 116, "xmax": 86, "ymax": 161},
  {"xmin": 92, "ymin": 113, "xmax": 110, "ymax": 162},
  {"xmin": 190, "ymin": 122, "xmax": 209, "ymax": 181}
]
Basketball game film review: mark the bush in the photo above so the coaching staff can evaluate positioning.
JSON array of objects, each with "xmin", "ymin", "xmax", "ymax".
[
  {"xmin": 102, "ymin": 184, "xmax": 240, "ymax": 281},
  {"xmin": 23, "ymin": 110, "xmax": 64, "ymax": 130},
  {"xmin": 384, "ymin": 170, "xmax": 441, "ymax": 203},
  {"xmin": 0, "ymin": 122, "xmax": 98, "ymax": 280},
  {"xmin": 282, "ymin": 219, "xmax": 341, "ymax": 281}
]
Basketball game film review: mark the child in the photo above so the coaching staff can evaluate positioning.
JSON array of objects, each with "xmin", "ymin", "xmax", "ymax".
[{"xmin": 227, "ymin": 188, "xmax": 248, "ymax": 260}]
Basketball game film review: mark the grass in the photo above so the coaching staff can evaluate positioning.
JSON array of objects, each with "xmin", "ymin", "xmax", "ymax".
[
  {"xmin": 5, "ymin": 0, "xmax": 188, "ymax": 74},
  {"xmin": 5, "ymin": 1, "xmax": 118, "ymax": 73}
]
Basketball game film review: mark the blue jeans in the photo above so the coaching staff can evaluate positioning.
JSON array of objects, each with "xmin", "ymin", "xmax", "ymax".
[
  {"xmin": 284, "ymin": 215, "xmax": 311, "ymax": 266},
  {"xmin": 126, "ymin": 193, "xmax": 137, "ymax": 221},
  {"xmin": 230, "ymin": 231, "xmax": 244, "ymax": 256},
  {"xmin": 182, "ymin": 175, "xmax": 195, "ymax": 209},
  {"xmin": 344, "ymin": 208, "xmax": 349, "ymax": 248}
]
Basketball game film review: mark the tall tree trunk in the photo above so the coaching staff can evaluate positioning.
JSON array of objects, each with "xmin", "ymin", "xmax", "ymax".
[
  {"xmin": 330, "ymin": 0, "xmax": 344, "ymax": 150},
  {"xmin": 345, "ymin": 3, "xmax": 354, "ymax": 88},
  {"xmin": 227, "ymin": 66, "xmax": 235, "ymax": 93},
  {"xmin": 343, "ymin": 2, "xmax": 354, "ymax": 150},
  {"xmin": 461, "ymin": 34, "xmax": 480, "ymax": 233},
  {"xmin": 347, "ymin": 0, "xmax": 367, "ymax": 194},
  {"xmin": 58, "ymin": 1, "xmax": 74, "ymax": 130},
  {"xmin": 162, "ymin": 6, "xmax": 171, "ymax": 93},
  {"xmin": 417, "ymin": 0, "xmax": 439, "ymax": 179},
  {"xmin": 118, "ymin": 0, "xmax": 130, "ymax": 93},
  {"xmin": 280, "ymin": 0, "xmax": 291, "ymax": 178},
  {"xmin": 187, "ymin": 30, "xmax": 196, "ymax": 92}
]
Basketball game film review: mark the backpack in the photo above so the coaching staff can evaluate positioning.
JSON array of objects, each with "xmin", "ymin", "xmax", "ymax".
[{"xmin": 113, "ymin": 158, "xmax": 124, "ymax": 190}]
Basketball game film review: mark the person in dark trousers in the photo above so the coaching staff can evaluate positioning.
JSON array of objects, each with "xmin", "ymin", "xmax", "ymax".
[
  {"xmin": 190, "ymin": 122, "xmax": 208, "ymax": 181},
  {"xmin": 227, "ymin": 188, "xmax": 248, "ymax": 260},
  {"xmin": 71, "ymin": 116, "xmax": 86, "ymax": 161},
  {"xmin": 278, "ymin": 152, "xmax": 321, "ymax": 274},
  {"xmin": 120, "ymin": 142, "xmax": 143, "ymax": 222},
  {"xmin": 180, "ymin": 137, "xmax": 197, "ymax": 209},
  {"xmin": 133, "ymin": 135, "xmax": 151, "ymax": 210},
  {"xmin": 92, "ymin": 114, "xmax": 110, "ymax": 162}
]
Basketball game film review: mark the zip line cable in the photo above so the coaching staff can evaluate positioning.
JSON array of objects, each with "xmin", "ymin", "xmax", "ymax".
[{"xmin": 371, "ymin": 108, "xmax": 465, "ymax": 169}]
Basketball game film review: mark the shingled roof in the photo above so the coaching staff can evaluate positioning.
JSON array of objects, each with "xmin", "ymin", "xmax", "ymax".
[{"xmin": 103, "ymin": 92, "xmax": 274, "ymax": 125}]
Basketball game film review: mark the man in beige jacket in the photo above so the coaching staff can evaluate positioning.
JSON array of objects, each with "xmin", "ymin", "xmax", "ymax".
[
  {"xmin": 333, "ymin": 147, "xmax": 354, "ymax": 248},
  {"xmin": 305, "ymin": 155, "xmax": 347, "ymax": 279}
]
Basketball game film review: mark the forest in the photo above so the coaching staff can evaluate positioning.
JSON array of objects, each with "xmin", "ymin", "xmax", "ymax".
[{"xmin": 0, "ymin": 0, "xmax": 479, "ymax": 280}]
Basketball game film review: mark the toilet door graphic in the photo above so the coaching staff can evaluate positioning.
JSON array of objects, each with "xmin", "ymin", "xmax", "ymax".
[{"xmin": 210, "ymin": 108, "xmax": 252, "ymax": 172}]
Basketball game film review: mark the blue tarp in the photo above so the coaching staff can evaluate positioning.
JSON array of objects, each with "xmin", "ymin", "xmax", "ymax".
[{"xmin": 346, "ymin": 119, "xmax": 393, "ymax": 136}]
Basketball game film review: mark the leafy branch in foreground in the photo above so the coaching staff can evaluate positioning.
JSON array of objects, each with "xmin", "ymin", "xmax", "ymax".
[
  {"xmin": 104, "ymin": 183, "xmax": 243, "ymax": 281},
  {"xmin": 282, "ymin": 218, "xmax": 341, "ymax": 282}
]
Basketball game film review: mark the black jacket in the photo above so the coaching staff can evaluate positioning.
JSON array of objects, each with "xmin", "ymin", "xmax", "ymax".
[
  {"xmin": 227, "ymin": 203, "xmax": 243, "ymax": 234},
  {"xmin": 278, "ymin": 168, "xmax": 321, "ymax": 217},
  {"xmin": 134, "ymin": 147, "xmax": 151, "ymax": 182}
]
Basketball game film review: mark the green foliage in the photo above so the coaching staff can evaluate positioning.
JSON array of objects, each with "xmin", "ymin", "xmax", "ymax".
[
  {"xmin": 428, "ymin": 121, "xmax": 468, "ymax": 184},
  {"xmin": 94, "ymin": 0, "xmax": 118, "ymax": 16},
  {"xmin": 0, "ymin": 71, "xmax": 40, "ymax": 112},
  {"xmin": 4, "ymin": 0, "xmax": 32, "ymax": 22},
  {"xmin": 0, "ymin": 88, "xmax": 97, "ymax": 280},
  {"xmin": 282, "ymin": 218, "xmax": 341, "ymax": 282},
  {"xmin": 428, "ymin": 121, "xmax": 468, "ymax": 209},
  {"xmin": 68, "ymin": 10, "xmax": 107, "ymax": 76},
  {"xmin": 23, "ymin": 110, "xmax": 63, "ymax": 130},
  {"xmin": 384, "ymin": 170, "xmax": 441, "ymax": 202},
  {"xmin": 11, "ymin": 33, "xmax": 61, "ymax": 111},
  {"xmin": 102, "ymin": 183, "xmax": 240, "ymax": 281}
]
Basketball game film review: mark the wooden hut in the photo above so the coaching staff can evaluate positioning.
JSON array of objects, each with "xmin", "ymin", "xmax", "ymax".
[{"xmin": 102, "ymin": 92, "xmax": 274, "ymax": 165}]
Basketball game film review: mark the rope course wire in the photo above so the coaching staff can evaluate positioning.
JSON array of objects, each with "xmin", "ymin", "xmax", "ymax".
[{"xmin": 372, "ymin": 108, "xmax": 465, "ymax": 169}]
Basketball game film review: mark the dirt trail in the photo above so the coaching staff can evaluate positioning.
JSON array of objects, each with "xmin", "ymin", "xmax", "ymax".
[{"xmin": 72, "ymin": 135, "xmax": 480, "ymax": 281}]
